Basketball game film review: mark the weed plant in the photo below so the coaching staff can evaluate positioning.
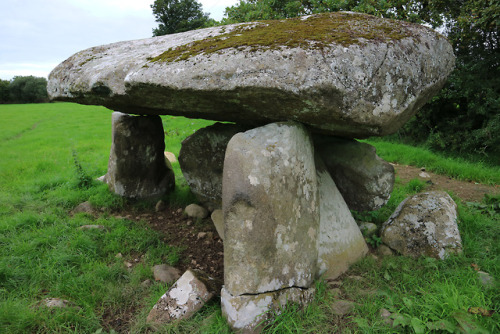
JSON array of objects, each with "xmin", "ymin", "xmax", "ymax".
[{"xmin": 0, "ymin": 103, "xmax": 498, "ymax": 333}]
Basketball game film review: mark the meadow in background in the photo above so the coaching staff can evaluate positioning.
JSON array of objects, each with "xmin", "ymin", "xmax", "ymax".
[{"xmin": 0, "ymin": 103, "xmax": 498, "ymax": 333}]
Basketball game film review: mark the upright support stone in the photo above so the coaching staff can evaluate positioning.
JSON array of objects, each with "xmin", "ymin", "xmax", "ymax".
[
  {"xmin": 221, "ymin": 122, "xmax": 318, "ymax": 332},
  {"xmin": 179, "ymin": 123, "xmax": 248, "ymax": 210},
  {"xmin": 103, "ymin": 112, "xmax": 174, "ymax": 199},
  {"xmin": 315, "ymin": 136, "xmax": 394, "ymax": 212}
]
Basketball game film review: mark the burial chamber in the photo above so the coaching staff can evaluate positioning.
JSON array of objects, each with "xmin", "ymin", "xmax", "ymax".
[{"xmin": 48, "ymin": 11, "xmax": 455, "ymax": 332}]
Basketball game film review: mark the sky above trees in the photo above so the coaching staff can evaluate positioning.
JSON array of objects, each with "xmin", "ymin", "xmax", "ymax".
[{"xmin": 0, "ymin": 0, "xmax": 238, "ymax": 80}]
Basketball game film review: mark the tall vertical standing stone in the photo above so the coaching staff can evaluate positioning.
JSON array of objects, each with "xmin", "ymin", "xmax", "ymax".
[
  {"xmin": 103, "ymin": 112, "xmax": 174, "ymax": 199},
  {"xmin": 221, "ymin": 122, "xmax": 319, "ymax": 331}
]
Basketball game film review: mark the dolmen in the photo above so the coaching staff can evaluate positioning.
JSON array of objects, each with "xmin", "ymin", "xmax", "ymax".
[{"xmin": 48, "ymin": 12, "xmax": 454, "ymax": 332}]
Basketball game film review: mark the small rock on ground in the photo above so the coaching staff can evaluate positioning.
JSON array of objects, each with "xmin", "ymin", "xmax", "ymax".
[
  {"xmin": 331, "ymin": 300, "xmax": 356, "ymax": 316},
  {"xmin": 378, "ymin": 245, "xmax": 394, "ymax": 256},
  {"xmin": 185, "ymin": 204, "xmax": 209, "ymax": 219},
  {"xmin": 72, "ymin": 201, "xmax": 95, "ymax": 215},
  {"xmin": 153, "ymin": 264, "xmax": 181, "ymax": 284},
  {"xmin": 79, "ymin": 225, "xmax": 105, "ymax": 230},
  {"xmin": 211, "ymin": 209, "xmax": 224, "ymax": 240},
  {"xmin": 155, "ymin": 200, "xmax": 166, "ymax": 212},
  {"xmin": 478, "ymin": 271, "xmax": 495, "ymax": 288}
]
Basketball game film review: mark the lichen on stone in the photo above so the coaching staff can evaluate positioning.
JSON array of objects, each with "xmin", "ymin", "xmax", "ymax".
[{"xmin": 150, "ymin": 12, "xmax": 414, "ymax": 63}]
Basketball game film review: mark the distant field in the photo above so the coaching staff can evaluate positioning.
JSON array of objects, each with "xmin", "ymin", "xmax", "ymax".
[{"xmin": 0, "ymin": 103, "xmax": 498, "ymax": 333}]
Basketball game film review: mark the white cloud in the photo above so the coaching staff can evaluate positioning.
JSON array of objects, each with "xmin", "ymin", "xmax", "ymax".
[{"xmin": 0, "ymin": 0, "xmax": 239, "ymax": 80}]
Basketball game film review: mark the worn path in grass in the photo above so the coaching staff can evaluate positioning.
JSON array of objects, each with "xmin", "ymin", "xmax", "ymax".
[{"xmin": 393, "ymin": 164, "xmax": 500, "ymax": 203}]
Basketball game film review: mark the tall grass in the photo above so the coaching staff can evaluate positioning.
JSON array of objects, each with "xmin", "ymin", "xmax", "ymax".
[
  {"xmin": 365, "ymin": 139, "xmax": 500, "ymax": 185},
  {"xmin": 0, "ymin": 103, "xmax": 498, "ymax": 333}
]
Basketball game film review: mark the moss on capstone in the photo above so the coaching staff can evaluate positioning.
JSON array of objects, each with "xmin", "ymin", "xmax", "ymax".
[{"xmin": 150, "ymin": 12, "xmax": 415, "ymax": 63}]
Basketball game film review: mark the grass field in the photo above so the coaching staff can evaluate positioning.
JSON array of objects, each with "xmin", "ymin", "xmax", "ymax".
[{"xmin": 0, "ymin": 103, "xmax": 498, "ymax": 333}]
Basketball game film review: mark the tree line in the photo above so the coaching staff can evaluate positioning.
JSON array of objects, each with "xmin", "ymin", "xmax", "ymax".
[
  {"xmin": 152, "ymin": 0, "xmax": 499, "ymax": 159},
  {"xmin": 0, "ymin": 76, "xmax": 49, "ymax": 104}
]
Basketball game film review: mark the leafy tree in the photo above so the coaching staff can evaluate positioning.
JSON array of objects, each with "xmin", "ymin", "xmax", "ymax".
[
  {"xmin": 0, "ymin": 79, "xmax": 9, "ymax": 103},
  {"xmin": 151, "ymin": 0, "xmax": 213, "ymax": 36},
  {"xmin": 224, "ymin": 0, "xmax": 500, "ymax": 159},
  {"xmin": 8, "ymin": 76, "xmax": 49, "ymax": 103}
]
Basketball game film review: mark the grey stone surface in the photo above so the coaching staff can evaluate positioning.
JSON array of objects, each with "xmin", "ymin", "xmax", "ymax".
[
  {"xmin": 358, "ymin": 222, "xmax": 378, "ymax": 237},
  {"xmin": 331, "ymin": 300, "xmax": 356, "ymax": 316},
  {"xmin": 316, "ymin": 156, "xmax": 368, "ymax": 279},
  {"xmin": 315, "ymin": 136, "xmax": 394, "ymax": 211},
  {"xmin": 147, "ymin": 269, "xmax": 221, "ymax": 324},
  {"xmin": 103, "ymin": 112, "xmax": 175, "ymax": 199},
  {"xmin": 478, "ymin": 271, "xmax": 495, "ymax": 288},
  {"xmin": 48, "ymin": 12, "xmax": 454, "ymax": 138},
  {"xmin": 222, "ymin": 122, "xmax": 319, "ymax": 296},
  {"xmin": 221, "ymin": 286, "xmax": 314, "ymax": 332},
  {"xmin": 381, "ymin": 191, "xmax": 462, "ymax": 259},
  {"xmin": 211, "ymin": 209, "xmax": 224, "ymax": 240},
  {"xmin": 179, "ymin": 123, "xmax": 247, "ymax": 208},
  {"xmin": 72, "ymin": 201, "xmax": 96, "ymax": 215},
  {"xmin": 185, "ymin": 203, "xmax": 209, "ymax": 219},
  {"xmin": 152, "ymin": 264, "xmax": 181, "ymax": 284}
]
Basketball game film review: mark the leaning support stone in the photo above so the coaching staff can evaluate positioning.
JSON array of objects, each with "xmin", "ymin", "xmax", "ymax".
[
  {"xmin": 316, "ymin": 156, "xmax": 368, "ymax": 279},
  {"xmin": 103, "ymin": 112, "xmax": 174, "ymax": 199}
]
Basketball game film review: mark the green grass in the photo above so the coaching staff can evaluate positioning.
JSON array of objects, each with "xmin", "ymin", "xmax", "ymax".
[
  {"xmin": 365, "ymin": 138, "xmax": 500, "ymax": 185},
  {"xmin": 0, "ymin": 103, "xmax": 498, "ymax": 333}
]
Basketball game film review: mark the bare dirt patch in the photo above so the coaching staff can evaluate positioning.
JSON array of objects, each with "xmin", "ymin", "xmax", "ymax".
[{"xmin": 393, "ymin": 163, "xmax": 499, "ymax": 203}]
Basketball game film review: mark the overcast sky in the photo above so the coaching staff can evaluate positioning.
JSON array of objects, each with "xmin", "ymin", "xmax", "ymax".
[{"xmin": 0, "ymin": 0, "xmax": 239, "ymax": 80}]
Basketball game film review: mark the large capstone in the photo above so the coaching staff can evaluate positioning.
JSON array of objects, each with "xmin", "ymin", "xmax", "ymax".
[
  {"xmin": 178, "ymin": 123, "xmax": 247, "ymax": 209},
  {"xmin": 222, "ymin": 122, "xmax": 319, "ymax": 296},
  {"xmin": 102, "ymin": 112, "xmax": 174, "ymax": 199},
  {"xmin": 48, "ymin": 12, "xmax": 455, "ymax": 138},
  {"xmin": 315, "ymin": 136, "xmax": 394, "ymax": 211}
]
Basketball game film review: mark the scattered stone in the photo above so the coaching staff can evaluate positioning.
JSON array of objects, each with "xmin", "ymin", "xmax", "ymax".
[
  {"xmin": 378, "ymin": 245, "xmax": 394, "ymax": 256},
  {"xmin": 316, "ymin": 156, "xmax": 368, "ymax": 279},
  {"xmin": 155, "ymin": 200, "xmax": 166, "ymax": 212},
  {"xmin": 358, "ymin": 222, "xmax": 378, "ymax": 237},
  {"xmin": 381, "ymin": 191, "xmax": 462, "ymax": 259},
  {"xmin": 115, "ymin": 253, "xmax": 123, "ymax": 258},
  {"xmin": 48, "ymin": 13, "xmax": 455, "ymax": 139},
  {"xmin": 330, "ymin": 288, "xmax": 342, "ymax": 297},
  {"xmin": 419, "ymin": 172, "xmax": 431, "ymax": 178},
  {"xmin": 147, "ymin": 269, "xmax": 222, "ymax": 324},
  {"xmin": 124, "ymin": 261, "xmax": 133, "ymax": 269},
  {"xmin": 211, "ymin": 209, "xmax": 224, "ymax": 240},
  {"xmin": 141, "ymin": 279, "xmax": 153, "ymax": 288},
  {"xmin": 41, "ymin": 298, "xmax": 80, "ymax": 310},
  {"xmin": 315, "ymin": 136, "xmax": 395, "ymax": 211},
  {"xmin": 379, "ymin": 308, "xmax": 393, "ymax": 326},
  {"xmin": 197, "ymin": 232, "xmax": 207, "ymax": 240},
  {"xmin": 179, "ymin": 123, "xmax": 248, "ymax": 208},
  {"xmin": 152, "ymin": 264, "xmax": 181, "ymax": 284},
  {"xmin": 185, "ymin": 204, "xmax": 209, "ymax": 219},
  {"xmin": 101, "ymin": 112, "xmax": 175, "ymax": 199},
  {"xmin": 477, "ymin": 271, "xmax": 495, "ymax": 288},
  {"xmin": 223, "ymin": 122, "xmax": 318, "ymax": 296},
  {"xmin": 331, "ymin": 300, "xmax": 356, "ymax": 316},
  {"xmin": 221, "ymin": 286, "xmax": 315, "ymax": 332},
  {"xmin": 96, "ymin": 175, "xmax": 106, "ymax": 182},
  {"xmin": 79, "ymin": 224, "xmax": 106, "ymax": 230},
  {"xmin": 164, "ymin": 151, "xmax": 177, "ymax": 163},
  {"xmin": 72, "ymin": 201, "xmax": 96, "ymax": 215}
]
